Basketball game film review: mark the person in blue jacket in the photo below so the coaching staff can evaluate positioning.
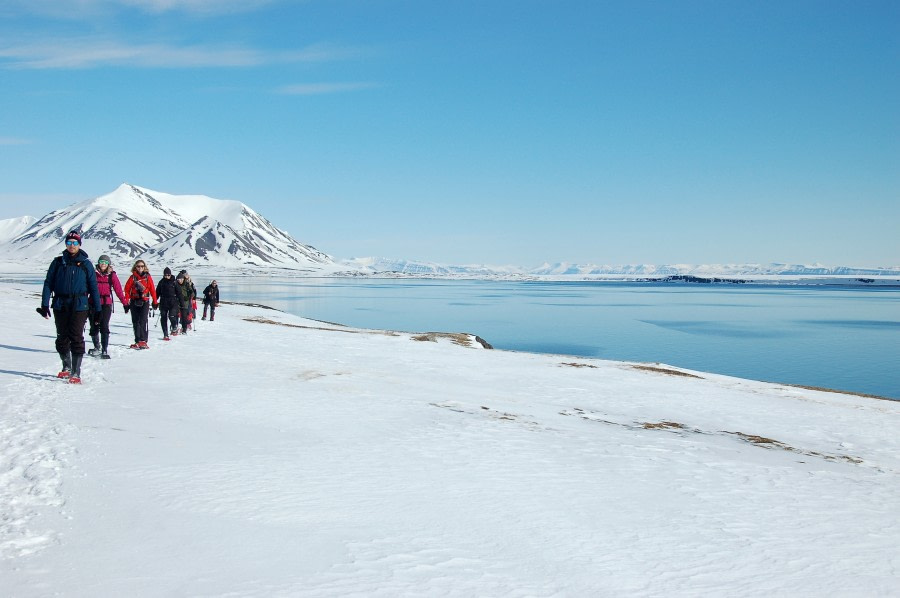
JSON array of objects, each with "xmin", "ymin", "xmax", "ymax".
[{"xmin": 38, "ymin": 231, "xmax": 102, "ymax": 384}]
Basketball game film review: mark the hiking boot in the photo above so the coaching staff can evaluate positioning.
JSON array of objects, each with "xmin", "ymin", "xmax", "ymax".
[
  {"xmin": 58, "ymin": 351, "xmax": 72, "ymax": 378},
  {"xmin": 70, "ymin": 354, "xmax": 83, "ymax": 382}
]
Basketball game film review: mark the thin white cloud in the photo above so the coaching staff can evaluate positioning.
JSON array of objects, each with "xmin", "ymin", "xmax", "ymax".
[
  {"xmin": 3, "ymin": 0, "xmax": 281, "ymax": 17},
  {"xmin": 119, "ymin": 0, "xmax": 280, "ymax": 14},
  {"xmin": 277, "ymin": 82, "xmax": 379, "ymax": 96},
  {"xmin": 0, "ymin": 137, "xmax": 33, "ymax": 145},
  {"xmin": 0, "ymin": 39, "xmax": 361, "ymax": 69}
]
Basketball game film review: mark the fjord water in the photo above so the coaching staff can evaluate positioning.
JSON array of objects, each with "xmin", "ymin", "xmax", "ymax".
[{"xmin": 225, "ymin": 278, "xmax": 900, "ymax": 400}]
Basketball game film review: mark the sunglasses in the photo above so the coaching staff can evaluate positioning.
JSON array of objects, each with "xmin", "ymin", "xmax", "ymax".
[{"xmin": 65, "ymin": 240, "xmax": 80, "ymax": 246}]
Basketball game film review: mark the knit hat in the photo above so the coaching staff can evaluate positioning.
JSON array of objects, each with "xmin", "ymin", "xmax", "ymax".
[
  {"xmin": 164, "ymin": 267, "xmax": 172, "ymax": 276},
  {"xmin": 177, "ymin": 270, "xmax": 185, "ymax": 279},
  {"xmin": 97, "ymin": 254, "xmax": 111, "ymax": 266},
  {"xmin": 65, "ymin": 231, "xmax": 82, "ymax": 244}
]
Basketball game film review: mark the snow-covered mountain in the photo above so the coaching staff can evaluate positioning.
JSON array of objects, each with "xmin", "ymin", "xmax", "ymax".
[
  {"xmin": 0, "ymin": 215, "xmax": 37, "ymax": 240},
  {"xmin": 527, "ymin": 261, "xmax": 900, "ymax": 277},
  {"xmin": 343, "ymin": 258, "xmax": 900, "ymax": 278},
  {"xmin": 3, "ymin": 184, "xmax": 335, "ymax": 272}
]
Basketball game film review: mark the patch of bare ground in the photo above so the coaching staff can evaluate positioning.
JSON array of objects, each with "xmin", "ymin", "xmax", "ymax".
[
  {"xmin": 642, "ymin": 421, "xmax": 686, "ymax": 430},
  {"xmin": 724, "ymin": 431, "xmax": 864, "ymax": 464},
  {"xmin": 631, "ymin": 365, "xmax": 703, "ymax": 379},
  {"xmin": 430, "ymin": 402, "xmax": 542, "ymax": 430},
  {"xmin": 221, "ymin": 300, "xmax": 280, "ymax": 311},
  {"xmin": 243, "ymin": 316, "xmax": 399, "ymax": 336},
  {"xmin": 560, "ymin": 409, "xmax": 865, "ymax": 466},
  {"xmin": 782, "ymin": 384, "xmax": 894, "ymax": 402},
  {"xmin": 412, "ymin": 333, "xmax": 493, "ymax": 349},
  {"xmin": 560, "ymin": 362, "xmax": 598, "ymax": 369}
]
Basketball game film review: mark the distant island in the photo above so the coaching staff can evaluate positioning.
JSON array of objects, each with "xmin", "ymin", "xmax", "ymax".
[{"xmin": 637, "ymin": 275, "xmax": 749, "ymax": 284}]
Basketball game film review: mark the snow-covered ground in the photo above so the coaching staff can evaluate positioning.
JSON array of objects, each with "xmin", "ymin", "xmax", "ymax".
[{"xmin": 1, "ymin": 280, "xmax": 898, "ymax": 597}]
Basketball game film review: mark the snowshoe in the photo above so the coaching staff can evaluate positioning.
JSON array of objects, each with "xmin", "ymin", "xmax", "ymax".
[
  {"xmin": 57, "ymin": 370, "xmax": 71, "ymax": 379},
  {"xmin": 88, "ymin": 348, "xmax": 101, "ymax": 357},
  {"xmin": 130, "ymin": 343, "xmax": 140, "ymax": 349},
  {"xmin": 101, "ymin": 352, "xmax": 111, "ymax": 360},
  {"xmin": 138, "ymin": 341, "xmax": 149, "ymax": 349},
  {"xmin": 68, "ymin": 375, "xmax": 82, "ymax": 384}
]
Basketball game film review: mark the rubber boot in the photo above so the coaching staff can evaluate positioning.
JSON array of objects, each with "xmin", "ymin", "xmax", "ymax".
[
  {"xmin": 58, "ymin": 351, "xmax": 72, "ymax": 378},
  {"xmin": 69, "ymin": 354, "xmax": 83, "ymax": 384}
]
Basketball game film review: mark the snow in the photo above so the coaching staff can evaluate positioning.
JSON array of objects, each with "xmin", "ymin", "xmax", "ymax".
[
  {"xmin": 0, "ymin": 215, "xmax": 37, "ymax": 239},
  {"xmin": 2, "ymin": 280, "xmax": 899, "ymax": 596}
]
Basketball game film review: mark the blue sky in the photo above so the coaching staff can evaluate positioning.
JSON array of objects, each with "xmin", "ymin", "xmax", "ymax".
[{"xmin": 1, "ymin": 0, "xmax": 897, "ymax": 267}]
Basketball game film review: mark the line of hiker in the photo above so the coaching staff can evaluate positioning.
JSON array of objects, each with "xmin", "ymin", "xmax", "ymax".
[{"xmin": 39, "ymin": 231, "xmax": 222, "ymax": 383}]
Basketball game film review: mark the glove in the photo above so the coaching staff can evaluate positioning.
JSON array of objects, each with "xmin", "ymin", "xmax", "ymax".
[
  {"xmin": 123, "ymin": 305, "xmax": 130, "ymax": 314},
  {"xmin": 152, "ymin": 302, "xmax": 159, "ymax": 310},
  {"xmin": 36, "ymin": 306, "xmax": 50, "ymax": 318}
]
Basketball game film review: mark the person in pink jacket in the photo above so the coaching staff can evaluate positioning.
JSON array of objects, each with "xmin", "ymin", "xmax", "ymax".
[{"xmin": 88, "ymin": 254, "xmax": 128, "ymax": 359}]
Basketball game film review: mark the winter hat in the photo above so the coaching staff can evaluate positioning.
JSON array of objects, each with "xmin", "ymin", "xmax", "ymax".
[
  {"xmin": 65, "ymin": 231, "xmax": 82, "ymax": 244},
  {"xmin": 177, "ymin": 270, "xmax": 185, "ymax": 279},
  {"xmin": 164, "ymin": 267, "xmax": 172, "ymax": 276},
  {"xmin": 97, "ymin": 254, "xmax": 111, "ymax": 266}
]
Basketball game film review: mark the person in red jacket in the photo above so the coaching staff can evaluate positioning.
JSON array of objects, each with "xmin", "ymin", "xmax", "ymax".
[
  {"xmin": 88, "ymin": 254, "xmax": 128, "ymax": 358},
  {"xmin": 123, "ymin": 259, "xmax": 158, "ymax": 349}
]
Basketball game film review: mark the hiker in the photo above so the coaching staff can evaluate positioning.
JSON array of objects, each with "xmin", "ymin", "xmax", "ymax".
[
  {"xmin": 183, "ymin": 271, "xmax": 198, "ymax": 328},
  {"xmin": 202, "ymin": 280, "xmax": 220, "ymax": 321},
  {"xmin": 38, "ymin": 231, "xmax": 101, "ymax": 383},
  {"xmin": 174, "ymin": 271, "xmax": 194, "ymax": 334},
  {"xmin": 88, "ymin": 254, "xmax": 128, "ymax": 359},
  {"xmin": 155, "ymin": 267, "xmax": 184, "ymax": 341},
  {"xmin": 123, "ymin": 259, "xmax": 158, "ymax": 349}
]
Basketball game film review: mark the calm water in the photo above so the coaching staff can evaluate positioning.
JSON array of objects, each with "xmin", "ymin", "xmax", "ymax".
[{"xmin": 222, "ymin": 278, "xmax": 900, "ymax": 399}]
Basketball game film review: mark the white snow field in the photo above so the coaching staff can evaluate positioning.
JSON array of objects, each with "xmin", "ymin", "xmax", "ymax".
[{"xmin": 1, "ymin": 280, "xmax": 898, "ymax": 597}]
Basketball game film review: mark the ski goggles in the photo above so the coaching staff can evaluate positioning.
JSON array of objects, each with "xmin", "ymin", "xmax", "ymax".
[
  {"xmin": 98, "ymin": 259, "xmax": 110, "ymax": 265},
  {"xmin": 65, "ymin": 240, "xmax": 80, "ymax": 246}
]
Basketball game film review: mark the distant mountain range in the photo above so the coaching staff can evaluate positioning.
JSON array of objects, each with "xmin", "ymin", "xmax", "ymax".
[
  {"xmin": 0, "ymin": 184, "xmax": 898, "ymax": 278},
  {"xmin": 343, "ymin": 257, "xmax": 900, "ymax": 278}
]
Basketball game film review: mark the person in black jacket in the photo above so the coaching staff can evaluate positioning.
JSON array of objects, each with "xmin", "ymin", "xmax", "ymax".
[
  {"xmin": 39, "ymin": 231, "xmax": 101, "ymax": 383},
  {"xmin": 155, "ymin": 267, "xmax": 184, "ymax": 340},
  {"xmin": 173, "ymin": 271, "xmax": 194, "ymax": 334},
  {"xmin": 202, "ymin": 280, "xmax": 220, "ymax": 321}
]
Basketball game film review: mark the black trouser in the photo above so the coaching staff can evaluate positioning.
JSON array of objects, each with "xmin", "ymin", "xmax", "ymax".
[
  {"xmin": 159, "ymin": 303, "xmax": 179, "ymax": 337},
  {"xmin": 53, "ymin": 308, "xmax": 90, "ymax": 356},
  {"xmin": 130, "ymin": 302, "xmax": 150, "ymax": 343},
  {"xmin": 202, "ymin": 302, "xmax": 215, "ymax": 320},
  {"xmin": 89, "ymin": 305, "xmax": 113, "ymax": 351}
]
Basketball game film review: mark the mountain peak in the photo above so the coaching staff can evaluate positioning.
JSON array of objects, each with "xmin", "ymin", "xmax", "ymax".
[{"xmin": 3, "ymin": 184, "xmax": 335, "ymax": 273}]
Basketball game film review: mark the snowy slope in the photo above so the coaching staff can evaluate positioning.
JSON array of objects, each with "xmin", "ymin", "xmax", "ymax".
[
  {"xmin": 2, "ymin": 184, "xmax": 336, "ymax": 273},
  {"xmin": 0, "ymin": 215, "xmax": 37, "ymax": 239},
  {"xmin": 1, "ymin": 280, "xmax": 898, "ymax": 596}
]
